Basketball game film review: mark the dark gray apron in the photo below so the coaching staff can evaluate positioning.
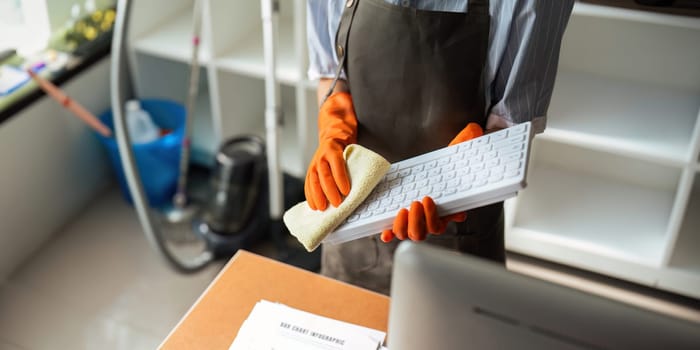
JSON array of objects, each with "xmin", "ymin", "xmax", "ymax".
[{"xmin": 321, "ymin": 0, "xmax": 504, "ymax": 295}]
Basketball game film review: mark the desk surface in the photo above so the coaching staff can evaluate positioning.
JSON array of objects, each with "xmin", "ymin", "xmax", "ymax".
[{"xmin": 160, "ymin": 251, "xmax": 390, "ymax": 349}]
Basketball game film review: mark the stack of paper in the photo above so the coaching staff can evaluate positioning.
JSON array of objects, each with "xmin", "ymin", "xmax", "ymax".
[{"xmin": 230, "ymin": 300, "xmax": 387, "ymax": 350}]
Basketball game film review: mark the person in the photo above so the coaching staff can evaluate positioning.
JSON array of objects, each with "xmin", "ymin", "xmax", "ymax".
[{"xmin": 305, "ymin": 0, "xmax": 574, "ymax": 295}]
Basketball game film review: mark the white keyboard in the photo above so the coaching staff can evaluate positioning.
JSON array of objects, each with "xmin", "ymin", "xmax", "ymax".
[{"xmin": 323, "ymin": 122, "xmax": 534, "ymax": 245}]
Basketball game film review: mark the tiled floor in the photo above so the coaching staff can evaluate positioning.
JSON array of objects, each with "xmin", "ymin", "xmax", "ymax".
[{"xmin": 0, "ymin": 187, "xmax": 274, "ymax": 350}]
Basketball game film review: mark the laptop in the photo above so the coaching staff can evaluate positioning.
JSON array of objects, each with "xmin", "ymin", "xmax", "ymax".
[{"xmin": 388, "ymin": 242, "xmax": 700, "ymax": 350}]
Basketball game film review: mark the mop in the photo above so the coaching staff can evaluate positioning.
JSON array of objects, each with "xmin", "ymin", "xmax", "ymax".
[{"xmin": 160, "ymin": 0, "xmax": 205, "ymax": 240}]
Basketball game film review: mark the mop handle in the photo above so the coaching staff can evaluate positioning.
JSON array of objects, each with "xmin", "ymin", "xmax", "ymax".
[{"xmin": 174, "ymin": 0, "xmax": 203, "ymax": 208}]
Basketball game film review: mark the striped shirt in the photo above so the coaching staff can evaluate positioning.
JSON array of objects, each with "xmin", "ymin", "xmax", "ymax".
[{"xmin": 307, "ymin": 0, "xmax": 574, "ymax": 133}]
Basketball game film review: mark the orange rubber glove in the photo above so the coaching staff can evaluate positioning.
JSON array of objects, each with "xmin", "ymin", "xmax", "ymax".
[
  {"xmin": 305, "ymin": 92, "xmax": 358, "ymax": 211},
  {"xmin": 380, "ymin": 123, "xmax": 483, "ymax": 242}
]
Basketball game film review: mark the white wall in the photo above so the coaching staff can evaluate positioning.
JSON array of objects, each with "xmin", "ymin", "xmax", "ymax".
[{"xmin": 0, "ymin": 58, "xmax": 113, "ymax": 281}]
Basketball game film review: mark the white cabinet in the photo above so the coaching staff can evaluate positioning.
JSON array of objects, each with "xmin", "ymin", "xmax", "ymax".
[
  {"xmin": 505, "ymin": 3, "xmax": 700, "ymax": 299},
  {"xmin": 125, "ymin": 1, "xmax": 700, "ymax": 298},
  {"xmin": 125, "ymin": 0, "xmax": 316, "ymax": 174}
]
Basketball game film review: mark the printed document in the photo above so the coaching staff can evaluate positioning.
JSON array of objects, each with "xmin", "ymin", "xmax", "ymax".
[{"xmin": 229, "ymin": 300, "xmax": 386, "ymax": 350}]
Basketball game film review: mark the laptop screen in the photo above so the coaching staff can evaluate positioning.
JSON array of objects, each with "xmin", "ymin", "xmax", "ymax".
[{"xmin": 388, "ymin": 242, "xmax": 699, "ymax": 350}]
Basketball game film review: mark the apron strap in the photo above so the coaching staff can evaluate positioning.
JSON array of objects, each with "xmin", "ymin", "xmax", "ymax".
[{"xmin": 321, "ymin": 0, "xmax": 360, "ymax": 105}]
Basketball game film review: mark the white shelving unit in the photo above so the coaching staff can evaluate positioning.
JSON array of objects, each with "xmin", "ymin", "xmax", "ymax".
[
  {"xmin": 125, "ymin": 0, "xmax": 699, "ymax": 298},
  {"xmin": 506, "ymin": 3, "xmax": 700, "ymax": 299},
  {"xmin": 126, "ymin": 0, "xmax": 316, "ymax": 174}
]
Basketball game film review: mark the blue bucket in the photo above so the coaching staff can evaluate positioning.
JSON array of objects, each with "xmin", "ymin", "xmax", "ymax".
[{"xmin": 97, "ymin": 99, "xmax": 185, "ymax": 207}]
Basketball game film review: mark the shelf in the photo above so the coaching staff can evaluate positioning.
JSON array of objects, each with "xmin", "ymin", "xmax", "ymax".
[
  {"xmin": 214, "ymin": 73, "xmax": 304, "ymax": 178},
  {"xmin": 667, "ymin": 176, "xmax": 700, "ymax": 274},
  {"xmin": 509, "ymin": 140, "xmax": 678, "ymax": 267},
  {"xmin": 215, "ymin": 17, "xmax": 309, "ymax": 86},
  {"xmin": 544, "ymin": 70, "xmax": 699, "ymax": 165},
  {"xmin": 245, "ymin": 111, "xmax": 303, "ymax": 179},
  {"xmin": 132, "ymin": 9, "xmax": 210, "ymax": 64},
  {"xmin": 660, "ymin": 174, "xmax": 700, "ymax": 300}
]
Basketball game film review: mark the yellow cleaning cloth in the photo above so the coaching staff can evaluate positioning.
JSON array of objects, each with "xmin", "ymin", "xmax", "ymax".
[{"xmin": 283, "ymin": 144, "xmax": 391, "ymax": 252}]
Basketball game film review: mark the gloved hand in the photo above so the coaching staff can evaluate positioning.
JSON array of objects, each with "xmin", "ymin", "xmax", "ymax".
[
  {"xmin": 305, "ymin": 92, "xmax": 358, "ymax": 211},
  {"xmin": 380, "ymin": 123, "xmax": 483, "ymax": 242}
]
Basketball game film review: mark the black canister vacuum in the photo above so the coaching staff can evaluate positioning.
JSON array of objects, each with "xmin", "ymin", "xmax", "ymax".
[{"xmin": 111, "ymin": 0, "xmax": 318, "ymax": 273}]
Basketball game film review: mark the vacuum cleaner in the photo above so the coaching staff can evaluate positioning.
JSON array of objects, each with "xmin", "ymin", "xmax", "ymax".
[{"xmin": 111, "ymin": 0, "xmax": 319, "ymax": 273}]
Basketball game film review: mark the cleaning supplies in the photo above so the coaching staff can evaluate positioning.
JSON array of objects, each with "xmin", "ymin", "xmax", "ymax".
[
  {"xmin": 284, "ymin": 144, "xmax": 391, "ymax": 252},
  {"xmin": 125, "ymin": 99, "xmax": 159, "ymax": 144}
]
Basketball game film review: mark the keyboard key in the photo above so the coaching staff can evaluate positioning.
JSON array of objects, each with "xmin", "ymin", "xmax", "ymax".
[
  {"xmin": 399, "ymin": 169, "xmax": 411, "ymax": 177},
  {"xmin": 402, "ymin": 175, "xmax": 415, "ymax": 184},
  {"xmin": 486, "ymin": 158, "xmax": 500, "ymax": 168},
  {"xmin": 386, "ymin": 171, "xmax": 399, "ymax": 181},
  {"xmin": 429, "ymin": 176, "xmax": 443, "ymax": 185},
  {"xmin": 444, "ymin": 171, "xmax": 457, "ymax": 180},
  {"xmin": 510, "ymin": 123, "xmax": 527, "ymax": 135},
  {"xmin": 412, "ymin": 163, "xmax": 425, "ymax": 172},
  {"xmin": 505, "ymin": 169, "xmax": 520, "ymax": 178},
  {"xmin": 473, "ymin": 136, "xmax": 489, "ymax": 146},
  {"xmin": 381, "ymin": 198, "xmax": 393, "ymax": 207},
  {"xmin": 390, "ymin": 187, "xmax": 403, "ymax": 196},
  {"xmin": 416, "ymin": 179, "xmax": 429, "ymax": 188},
  {"xmin": 490, "ymin": 131, "xmax": 507, "ymax": 141},
  {"xmin": 458, "ymin": 183, "xmax": 472, "ymax": 192},
  {"xmin": 368, "ymin": 201, "xmax": 379, "ymax": 211},
  {"xmin": 360, "ymin": 211, "xmax": 372, "ymax": 219},
  {"xmin": 476, "ymin": 170, "xmax": 490, "ymax": 180},
  {"xmin": 429, "ymin": 168, "xmax": 442, "ymax": 177},
  {"xmin": 432, "ymin": 192, "xmax": 443, "ymax": 199},
  {"xmin": 435, "ymin": 182, "xmax": 447, "ymax": 191},
  {"xmin": 503, "ymin": 152, "xmax": 523, "ymax": 162},
  {"xmin": 447, "ymin": 179, "xmax": 460, "ymax": 188},
  {"xmin": 404, "ymin": 182, "xmax": 416, "ymax": 191},
  {"xmin": 491, "ymin": 165, "xmax": 505, "ymax": 175},
  {"xmin": 502, "ymin": 143, "xmax": 523, "ymax": 154},
  {"xmin": 406, "ymin": 190, "xmax": 418, "ymax": 200},
  {"xmin": 474, "ymin": 179, "xmax": 488, "ymax": 187},
  {"xmin": 419, "ymin": 186, "xmax": 432, "ymax": 197},
  {"xmin": 457, "ymin": 142, "xmax": 472, "ymax": 151},
  {"xmin": 472, "ymin": 163, "xmax": 485, "ymax": 172},
  {"xmin": 457, "ymin": 168, "xmax": 470, "ymax": 177},
  {"xmin": 505, "ymin": 161, "xmax": 521, "ymax": 171},
  {"xmin": 469, "ymin": 158, "xmax": 482, "ymax": 167},
  {"xmin": 442, "ymin": 163, "xmax": 455, "ymax": 172},
  {"xmin": 444, "ymin": 187, "xmax": 457, "ymax": 195},
  {"xmin": 484, "ymin": 151, "xmax": 498, "ymax": 160},
  {"xmin": 392, "ymin": 194, "xmax": 405, "ymax": 203},
  {"xmin": 477, "ymin": 145, "xmax": 493, "ymax": 154},
  {"xmin": 389, "ymin": 178, "xmax": 401, "ymax": 188},
  {"xmin": 426, "ymin": 160, "xmax": 438, "ymax": 168},
  {"xmin": 489, "ymin": 174, "xmax": 503, "ymax": 183},
  {"xmin": 373, "ymin": 207, "xmax": 385, "ymax": 215}
]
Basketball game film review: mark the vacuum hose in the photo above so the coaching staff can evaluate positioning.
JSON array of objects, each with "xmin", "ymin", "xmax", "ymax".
[{"xmin": 111, "ymin": 0, "xmax": 212, "ymax": 273}]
